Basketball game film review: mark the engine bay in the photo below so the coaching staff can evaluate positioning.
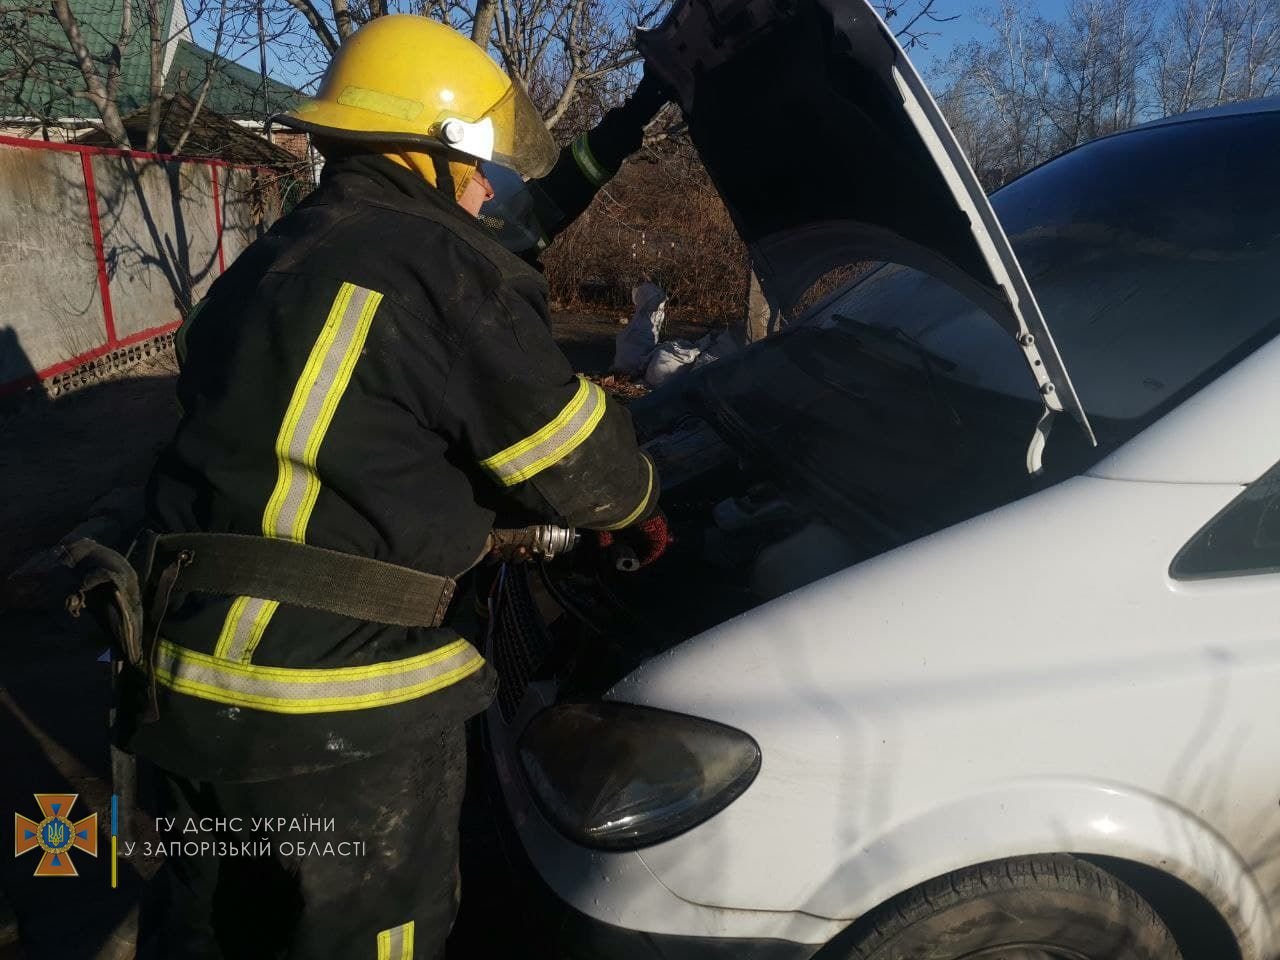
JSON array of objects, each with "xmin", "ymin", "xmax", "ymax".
[
  {"xmin": 487, "ymin": 317, "xmax": 1104, "ymax": 709},
  {"xmin": 490, "ymin": 412, "xmax": 925, "ymax": 710},
  {"xmin": 489, "ymin": 440, "xmax": 869, "ymax": 714}
]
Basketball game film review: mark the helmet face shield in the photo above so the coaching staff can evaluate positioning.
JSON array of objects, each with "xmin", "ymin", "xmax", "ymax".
[
  {"xmin": 478, "ymin": 163, "xmax": 555, "ymax": 254},
  {"xmin": 479, "ymin": 82, "xmax": 558, "ymax": 180}
]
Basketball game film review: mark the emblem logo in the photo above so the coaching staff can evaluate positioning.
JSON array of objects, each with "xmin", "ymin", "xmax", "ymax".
[{"xmin": 14, "ymin": 793, "xmax": 98, "ymax": 877}]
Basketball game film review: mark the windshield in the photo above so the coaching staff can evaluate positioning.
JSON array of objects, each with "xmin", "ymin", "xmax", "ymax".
[{"xmin": 811, "ymin": 110, "xmax": 1280, "ymax": 424}]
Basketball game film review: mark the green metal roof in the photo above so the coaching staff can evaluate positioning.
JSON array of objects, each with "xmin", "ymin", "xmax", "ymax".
[
  {"xmin": 0, "ymin": 1, "xmax": 299, "ymax": 122},
  {"xmin": 0, "ymin": 0, "xmax": 173, "ymax": 117},
  {"xmin": 167, "ymin": 39, "xmax": 300, "ymax": 120}
]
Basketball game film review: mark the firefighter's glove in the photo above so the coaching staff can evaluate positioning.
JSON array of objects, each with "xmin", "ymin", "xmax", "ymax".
[{"xmin": 596, "ymin": 512, "xmax": 673, "ymax": 572}]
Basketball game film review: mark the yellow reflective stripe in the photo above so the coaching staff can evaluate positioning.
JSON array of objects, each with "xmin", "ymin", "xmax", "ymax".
[
  {"xmin": 599, "ymin": 453, "xmax": 655, "ymax": 531},
  {"xmin": 571, "ymin": 133, "xmax": 609, "ymax": 187},
  {"xmin": 482, "ymin": 377, "xmax": 592, "ymax": 470},
  {"xmin": 213, "ymin": 595, "xmax": 250, "ymax": 659},
  {"xmin": 479, "ymin": 377, "xmax": 607, "ymax": 487},
  {"xmin": 377, "ymin": 921, "xmax": 415, "ymax": 960},
  {"xmin": 154, "ymin": 639, "xmax": 485, "ymax": 715},
  {"xmin": 335, "ymin": 86, "xmax": 424, "ymax": 121},
  {"xmin": 216, "ymin": 282, "xmax": 383, "ymax": 662},
  {"xmin": 240, "ymin": 597, "xmax": 279, "ymax": 662},
  {"xmin": 263, "ymin": 282, "xmax": 382, "ymax": 543}
]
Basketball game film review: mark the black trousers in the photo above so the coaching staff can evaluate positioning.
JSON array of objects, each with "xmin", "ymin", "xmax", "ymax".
[{"xmin": 140, "ymin": 726, "xmax": 466, "ymax": 960}]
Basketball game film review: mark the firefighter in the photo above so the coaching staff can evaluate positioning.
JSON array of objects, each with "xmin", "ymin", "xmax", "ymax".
[{"xmin": 125, "ymin": 15, "xmax": 670, "ymax": 959}]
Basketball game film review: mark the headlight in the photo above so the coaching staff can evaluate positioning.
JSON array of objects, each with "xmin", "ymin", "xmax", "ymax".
[{"xmin": 517, "ymin": 701, "xmax": 761, "ymax": 851}]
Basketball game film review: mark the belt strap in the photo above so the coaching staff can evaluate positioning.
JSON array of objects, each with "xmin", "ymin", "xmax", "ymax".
[{"xmin": 147, "ymin": 532, "xmax": 457, "ymax": 628}]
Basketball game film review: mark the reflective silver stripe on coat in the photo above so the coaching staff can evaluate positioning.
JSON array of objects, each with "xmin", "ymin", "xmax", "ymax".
[
  {"xmin": 155, "ymin": 638, "xmax": 484, "ymax": 715},
  {"xmin": 262, "ymin": 282, "xmax": 383, "ymax": 543},
  {"xmin": 377, "ymin": 921, "xmax": 415, "ymax": 960},
  {"xmin": 478, "ymin": 377, "xmax": 607, "ymax": 487},
  {"xmin": 215, "ymin": 595, "xmax": 280, "ymax": 665}
]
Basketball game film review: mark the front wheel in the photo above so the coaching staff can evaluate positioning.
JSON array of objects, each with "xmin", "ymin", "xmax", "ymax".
[{"xmin": 830, "ymin": 854, "xmax": 1182, "ymax": 960}]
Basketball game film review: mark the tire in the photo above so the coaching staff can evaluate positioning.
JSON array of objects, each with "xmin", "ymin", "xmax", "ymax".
[{"xmin": 832, "ymin": 854, "xmax": 1182, "ymax": 960}]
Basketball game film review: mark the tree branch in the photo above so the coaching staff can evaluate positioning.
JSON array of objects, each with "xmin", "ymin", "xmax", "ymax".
[
  {"xmin": 49, "ymin": 0, "xmax": 129, "ymax": 145},
  {"xmin": 173, "ymin": 0, "xmax": 231, "ymax": 154},
  {"xmin": 282, "ymin": 0, "xmax": 340, "ymax": 52}
]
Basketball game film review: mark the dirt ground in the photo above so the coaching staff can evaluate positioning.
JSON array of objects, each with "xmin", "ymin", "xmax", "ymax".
[
  {"xmin": 0, "ymin": 309, "xmax": 708, "ymax": 960},
  {"xmin": 0, "ymin": 352, "xmax": 181, "ymax": 578}
]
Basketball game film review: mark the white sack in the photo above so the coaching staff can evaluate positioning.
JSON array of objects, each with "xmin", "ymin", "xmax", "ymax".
[
  {"xmin": 612, "ymin": 282, "xmax": 667, "ymax": 375},
  {"xmin": 644, "ymin": 340, "xmax": 702, "ymax": 388}
]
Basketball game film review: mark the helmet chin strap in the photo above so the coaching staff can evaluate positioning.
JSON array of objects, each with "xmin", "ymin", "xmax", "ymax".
[
  {"xmin": 381, "ymin": 147, "xmax": 476, "ymax": 200},
  {"xmin": 432, "ymin": 154, "xmax": 457, "ymax": 198}
]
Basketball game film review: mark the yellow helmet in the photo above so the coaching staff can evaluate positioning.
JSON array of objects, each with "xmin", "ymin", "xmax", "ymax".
[{"xmin": 276, "ymin": 15, "xmax": 558, "ymax": 179}]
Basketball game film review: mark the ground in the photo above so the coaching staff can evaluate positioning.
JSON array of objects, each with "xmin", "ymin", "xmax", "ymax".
[
  {"xmin": 0, "ymin": 352, "xmax": 180, "ymax": 579},
  {"xmin": 0, "ymin": 310, "xmax": 706, "ymax": 960}
]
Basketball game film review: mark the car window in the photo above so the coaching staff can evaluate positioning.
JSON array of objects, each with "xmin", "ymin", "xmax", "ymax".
[
  {"xmin": 811, "ymin": 111, "xmax": 1280, "ymax": 423},
  {"xmin": 1171, "ymin": 461, "xmax": 1280, "ymax": 580}
]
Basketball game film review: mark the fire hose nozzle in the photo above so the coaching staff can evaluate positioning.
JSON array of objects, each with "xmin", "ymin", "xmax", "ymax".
[{"xmin": 486, "ymin": 525, "xmax": 580, "ymax": 562}]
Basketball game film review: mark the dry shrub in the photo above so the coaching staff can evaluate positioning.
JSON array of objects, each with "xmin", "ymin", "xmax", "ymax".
[{"xmin": 543, "ymin": 147, "xmax": 748, "ymax": 326}]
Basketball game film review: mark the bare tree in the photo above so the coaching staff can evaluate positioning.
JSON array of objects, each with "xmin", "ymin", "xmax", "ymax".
[
  {"xmin": 173, "ymin": 0, "xmax": 232, "ymax": 153},
  {"xmin": 1033, "ymin": 0, "xmax": 1155, "ymax": 150},
  {"xmin": 50, "ymin": 0, "xmax": 132, "ymax": 143},
  {"xmin": 878, "ymin": 0, "xmax": 959, "ymax": 49},
  {"xmin": 1154, "ymin": 0, "xmax": 1222, "ymax": 112},
  {"xmin": 939, "ymin": 0, "xmax": 1053, "ymax": 185},
  {"xmin": 936, "ymin": 0, "xmax": 1280, "ymax": 186},
  {"xmin": 1153, "ymin": 0, "xmax": 1280, "ymax": 110},
  {"xmin": 1, "ymin": 0, "xmax": 248, "ymax": 150},
  {"xmin": 1233, "ymin": 0, "xmax": 1280, "ymax": 98}
]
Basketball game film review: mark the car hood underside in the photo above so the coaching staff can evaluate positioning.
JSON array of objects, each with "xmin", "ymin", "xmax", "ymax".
[{"xmin": 638, "ymin": 0, "xmax": 1097, "ymax": 467}]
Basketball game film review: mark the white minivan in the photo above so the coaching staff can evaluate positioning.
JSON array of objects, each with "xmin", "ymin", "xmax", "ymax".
[{"xmin": 483, "ymin": 0, "xmax": 1280, "ymax": 956}]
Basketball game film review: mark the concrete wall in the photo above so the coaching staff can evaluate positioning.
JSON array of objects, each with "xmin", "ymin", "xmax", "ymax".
[
  {"xmin": 0, "ymin": 146, "xmax": 106, "ymax": 384},
  {"xmin": 92, "ymin": 154, "xmax": 222, "ymax": 340},
  {"xmin": 0, "ymin": 137, "xmax": 277, "ymax": 392},
  {"xmin": 219, "ymin": 166, "xmax": 263, "ymax": 267}
]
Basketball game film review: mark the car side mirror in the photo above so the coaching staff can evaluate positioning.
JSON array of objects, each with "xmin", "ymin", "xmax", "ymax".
[{"xmin": 1171, "ymin": 462, "xmax": 1280, "ymax": 580}]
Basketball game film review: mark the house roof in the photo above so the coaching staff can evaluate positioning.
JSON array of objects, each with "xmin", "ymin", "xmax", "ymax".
[
  {"xmin": 0, "ymin": 0, "xmax": 300, "ymax": 122},
  {"xmin": 166, "ymin": 39, "xmax": 300, "ymax": 120},
  {"xmin": 75, "ymin": 91, "xmax": 302, "ymax": 165},
  {"xmin": 0, "ymin": 0, "xmax": 171, "ymax": 117}
]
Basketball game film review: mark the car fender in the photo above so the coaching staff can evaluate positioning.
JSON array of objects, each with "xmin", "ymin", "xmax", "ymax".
[{"xmin": 792, "ymin": 779, "xmax": 1273, "ymax": 959}]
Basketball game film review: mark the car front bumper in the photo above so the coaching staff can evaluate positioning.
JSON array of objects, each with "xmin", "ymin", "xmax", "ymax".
[{"xmin": 555, "ymin": 907, "xmax": 823, "ymax": 960}]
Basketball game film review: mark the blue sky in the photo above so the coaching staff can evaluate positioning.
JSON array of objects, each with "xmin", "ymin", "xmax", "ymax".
[{"xmin": 910, "ymin": 0, "xmax": 1072, "ymax": 74}]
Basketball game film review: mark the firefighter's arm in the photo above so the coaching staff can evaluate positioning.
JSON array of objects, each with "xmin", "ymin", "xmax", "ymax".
[
  {"xmin": 443, "ymin": 292, "xmax": 659, "ymax": 531},
  {"xmin": 526, "ymin": 70, "xmax": 671, "ymax": 247}
]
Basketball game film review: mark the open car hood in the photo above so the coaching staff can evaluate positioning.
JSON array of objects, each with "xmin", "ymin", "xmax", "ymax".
[{"xmin": 637, "ymin": 0, "xmax": 1096, "ymax": 468}]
